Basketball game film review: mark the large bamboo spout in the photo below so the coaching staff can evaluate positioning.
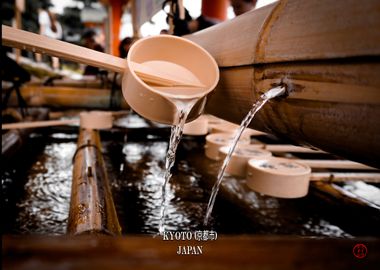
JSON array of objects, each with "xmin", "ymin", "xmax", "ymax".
[{"xmin": 186, "ymin": 0, "xmax": 380, "ymax": 167}]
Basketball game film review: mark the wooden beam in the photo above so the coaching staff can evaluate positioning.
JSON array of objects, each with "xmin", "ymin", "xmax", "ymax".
[
  {"xmin": 68, "ymin": 129, "xmax": 121, "ymax": 235},
  {"xmin": 256, "ymin": 144, "xmax": 324, "ymax": 153},
  {"xmin": 4, "ymin": 85, "xmax": 129, "ymax": 109},
  {"xmin": 2, "ymin": 119, "xmax": 79, "ymax": 130},
  {"xmin": 299, "ymin": 160, "xmax": 378, "ymax": 170},
  {"xmin": 310, "ymin": 172, "xmax": 380, "ymax": 183},
  {"xmin": 3, "ymin": 235, "xmax": 380, "ymax": 269}
]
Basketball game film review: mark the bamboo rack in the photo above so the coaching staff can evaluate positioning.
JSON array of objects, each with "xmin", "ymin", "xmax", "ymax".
[
  {"xmin": 310, "ymin": 172, "xmax": 380, "ymax": 183},
  {"xmin": 4, "ymin": 85, "xmax": 130, "ymax": 109},
  {"xmin": 2, "ymin": 119, "xmax": 79, "ymax": 130}
]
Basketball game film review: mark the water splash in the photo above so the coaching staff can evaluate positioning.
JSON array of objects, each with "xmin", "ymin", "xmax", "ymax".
[
  {"xmin": 158, "ymin": 99, "xmax": 198, "ymax": 234},
  {"xmin": 203, "ymin": 86, "xmax": 286, "ymax": 226}
]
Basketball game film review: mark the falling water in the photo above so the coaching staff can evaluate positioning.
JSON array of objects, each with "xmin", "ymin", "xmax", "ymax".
[
  {"xmin": 158, "ymin": 99, "xmax": 198, "ymax": 234},
  {"xmin": 203, "ymin": 86, "xmax": 286, "ymax": 226}
]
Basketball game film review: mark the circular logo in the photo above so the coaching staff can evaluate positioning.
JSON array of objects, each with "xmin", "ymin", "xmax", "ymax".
[{"xmin": 353, "ymin": 243, "xmax": 367, "ymax": 259}]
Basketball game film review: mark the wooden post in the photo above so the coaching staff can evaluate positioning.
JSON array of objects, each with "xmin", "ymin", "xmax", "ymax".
[
  {"xmin": 201, "ymin": 0, "xmax": 228, "ymax": 21},
  {"xmin": 108, "ymin": 0, "xmax": 123, "ymax": 56},
  {"xmin": 67, "ymin": 129, "xmax": 121, "ymax": 235},
  {"xmin": 13, "ymin": 0, "xmax": 24, "ymax": 63},
  {"xmin": 130, "ymin": 0, "xmax": 140, "ymax": 37},
  {"xmin": 168, "ymin": 1, "xmax": 175, "ymax": 35}
]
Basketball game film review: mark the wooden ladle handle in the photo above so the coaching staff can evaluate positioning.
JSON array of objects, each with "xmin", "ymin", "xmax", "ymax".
[
  {"xmin": 2, "ymin": 25, "xmax": 205, "ymax": 88},
  {"xmin": 2, "ymin": 25, "xmax": 127, "ymax": 73}
]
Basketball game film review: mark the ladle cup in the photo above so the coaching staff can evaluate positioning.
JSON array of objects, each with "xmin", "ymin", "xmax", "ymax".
[{"xmin": 2, "ymin": 25, "xmax": 219, "ymax": 125}]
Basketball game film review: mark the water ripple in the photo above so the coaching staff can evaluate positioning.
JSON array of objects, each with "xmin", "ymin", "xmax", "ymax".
[{"xmin": 15, "ymin": 142, "xmax": 76, "ymax": 235}]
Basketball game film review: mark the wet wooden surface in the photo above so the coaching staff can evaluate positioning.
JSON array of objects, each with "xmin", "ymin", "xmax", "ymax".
[{"xmin": 2, "ymin": 235, "xmax": 380, "ymax": 270}]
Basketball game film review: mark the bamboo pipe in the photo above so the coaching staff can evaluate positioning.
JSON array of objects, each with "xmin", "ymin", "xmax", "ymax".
[
  {"xmin": 4, "ymin": 85, "xmax": 130, "ymax": 109},
  {"xmin": 67, "ymin": 129, "xmax": 121, "ymax": 235},
  {"xmin": 298, "ymin": 159, "xmax": 378, "ymax": 170},
  {"xmin": 186, "ymin": 0, "xmax": 380, "ymax": 168},
  {"xmin": 310, "ymin": 172, "xmax": 380, "ymax": 183},
  {"xmin": 2, "ymin": 25, "xmax": 204, "ymax": 88},
  {"xmin": 2, "ymin": 119, "xmax": 79, "ymax": 130},
  {"xmin": 2, "ymin": 111, "xmax": 127, "ymax": 130},
  {"xmin": 251, "ymin": 144, "xmax": 324, "ymax": 153}
]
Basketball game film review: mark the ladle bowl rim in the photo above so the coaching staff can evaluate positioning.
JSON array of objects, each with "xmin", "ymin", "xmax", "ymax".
[{"xmin": 126, "ymin": 35, "xmax": 220, "ymax": 101}]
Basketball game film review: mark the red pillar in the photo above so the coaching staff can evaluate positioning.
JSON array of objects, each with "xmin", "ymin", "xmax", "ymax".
[
  {"xmin": 201, "ymin": 0, "xmax": 229, "ymax": 21},
  {"xmin": 109, "ymin": 0, "xmax": 123, "ymax": 56}
]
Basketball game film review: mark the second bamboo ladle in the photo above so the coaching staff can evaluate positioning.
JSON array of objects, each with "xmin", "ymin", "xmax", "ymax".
[{"xmin": 2, "ymin": 25, "xmax": 220, "ymax": 124}]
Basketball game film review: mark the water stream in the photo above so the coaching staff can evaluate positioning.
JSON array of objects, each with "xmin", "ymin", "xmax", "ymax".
[
  {"xmin": 204, "ymin": 86, "xmax": 286, "ymax": 226},
  {"xmin": 158, "ymin": 99, "xmax": 198, "ymax": 234}
]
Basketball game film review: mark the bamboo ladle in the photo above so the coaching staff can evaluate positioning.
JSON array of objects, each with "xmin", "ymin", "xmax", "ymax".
[
  {"xmin": 2, "ymin": 119, "xmax": 79, "ymax": 130},
  {"xmin": 2, "ymin": 111, "xmax": 115, "ymax": 130},
  {"xmin": 1, "ymin": 25, "xmax": 204, "ymax": 88}
]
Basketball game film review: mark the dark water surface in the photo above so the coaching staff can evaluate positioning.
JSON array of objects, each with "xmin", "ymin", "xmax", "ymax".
[
  {"xmin": 2, "ymin": 133, "xmax": 75, "ymax": 234},
  {"xmin": 2, "ymin": 116, "xmax": 379, "ymax": 237}
]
